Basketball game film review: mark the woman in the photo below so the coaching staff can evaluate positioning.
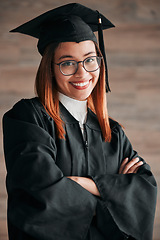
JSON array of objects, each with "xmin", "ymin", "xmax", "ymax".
[{"xmin": 3, "ymin": 3, "xmax": 157, "ymax": 240}]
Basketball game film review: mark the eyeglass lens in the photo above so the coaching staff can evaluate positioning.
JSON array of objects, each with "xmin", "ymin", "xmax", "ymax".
[{"xmin": 59, "ymin": 56, "xmax": 101, "ymax": 76}]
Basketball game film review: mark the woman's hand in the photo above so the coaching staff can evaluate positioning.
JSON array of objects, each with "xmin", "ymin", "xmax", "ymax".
[
  {"xmin": 119, "ymin": 157, "xmax": 144, "ymax": 174},
  {"xmin": 67, "ymin": 176, "xmax": 100, "ymax": 197}
]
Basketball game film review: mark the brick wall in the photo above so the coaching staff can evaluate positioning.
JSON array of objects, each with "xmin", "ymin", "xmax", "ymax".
[{"xmin": 0, "ymin": 1, "xmax": 160, "ymax": 239}]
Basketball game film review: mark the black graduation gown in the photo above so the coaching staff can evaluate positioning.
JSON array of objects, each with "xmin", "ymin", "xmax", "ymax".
[{"xmin": 3, "ymin": 97, "xmax": 157, "ymax": 240}]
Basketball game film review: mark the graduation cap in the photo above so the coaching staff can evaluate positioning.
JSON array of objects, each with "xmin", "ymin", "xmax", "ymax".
[{"xmin": 10, "ymin": 3, "xmax": 115, "ymax": 92}]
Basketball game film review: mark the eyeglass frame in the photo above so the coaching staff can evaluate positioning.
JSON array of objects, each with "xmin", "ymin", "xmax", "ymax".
[{"xmin": 54, "ymin": 56, "xmax": 103, "ymax": 76}]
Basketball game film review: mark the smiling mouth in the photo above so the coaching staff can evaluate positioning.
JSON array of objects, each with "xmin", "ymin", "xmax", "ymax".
[
  {"xmin": 72, "ymin": 82, "xmax": 89, "ymax": 87},
  {"xmin": 70, "ymin": 80, "xmax": 91, "ymax": 89}
]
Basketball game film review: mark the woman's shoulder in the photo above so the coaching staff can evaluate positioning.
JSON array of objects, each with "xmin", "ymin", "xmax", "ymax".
[
  {"xmin": 4, "ymin": 97, "xmax": 40, "ymax": 117},
  {"xmin": 109, "ymin": 117, "xmax": 122, "ymax": 131},
  {"xmin": 10, "ymin": 97, "xmax": 42, "ymax": 109},
  {"xmin": 3, "ymin": 97, "xmax": 49, "ymax": 128}
]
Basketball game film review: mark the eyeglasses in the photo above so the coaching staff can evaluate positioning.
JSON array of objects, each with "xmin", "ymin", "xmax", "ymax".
[{"xmin": 54, "ymin": 56, "xmax": 102, "ymax": 76}]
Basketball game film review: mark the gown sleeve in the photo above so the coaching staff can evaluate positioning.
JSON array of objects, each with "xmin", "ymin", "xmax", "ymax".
[
  {"xmin": 92, "ymin": 125, "xmax": 157, "ymax": 240},
  {"xmin": 3, "ymin": 99, "xmax": 97, "ymax": 240}
]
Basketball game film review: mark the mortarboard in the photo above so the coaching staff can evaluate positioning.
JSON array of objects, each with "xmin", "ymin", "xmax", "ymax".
[{"xmin": 10, "ymin": 3, "xmax": 115, "ymax": 92}]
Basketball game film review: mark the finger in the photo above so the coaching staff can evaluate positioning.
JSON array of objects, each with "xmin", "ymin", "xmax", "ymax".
[
  {"xmin": 122, "ymin": 157, "xmax": 140, "ymax": 174},
  {"xmin": 126, "ymin": 161, "xmax": 144, "ymax": 174},
  {"xmin": 119, "ymin": 158, "xmax": 129, "ymax": 174},
  {"xmin": 133, "ymin": 167, "xmax": 139, "ymax": 174},
  {"xmin": 133, "ymin": 162, "xmax": 144, "ymax": 173}
]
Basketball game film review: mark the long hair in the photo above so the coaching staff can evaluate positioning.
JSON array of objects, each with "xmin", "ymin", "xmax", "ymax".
[{"xmin": 35, "ymin": 42, "xmax": 111, "ymax": 142}]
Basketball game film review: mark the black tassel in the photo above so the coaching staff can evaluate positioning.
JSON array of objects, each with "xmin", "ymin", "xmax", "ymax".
[{"xmin": 97, "ymin": 11, "xmax": 111, "ymax": 92}]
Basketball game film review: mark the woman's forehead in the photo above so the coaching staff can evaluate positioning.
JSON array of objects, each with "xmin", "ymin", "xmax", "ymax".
[{"xmin": 55, "ymin": 41, "xmax": 96, "ymax": 59}]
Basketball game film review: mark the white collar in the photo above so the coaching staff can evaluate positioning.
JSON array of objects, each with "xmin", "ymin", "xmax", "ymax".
[{"xmin": 58, "ymin": 92, "xmax": 87, "ymax": 125}]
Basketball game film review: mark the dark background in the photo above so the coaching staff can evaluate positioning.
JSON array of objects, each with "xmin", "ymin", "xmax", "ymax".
[{"xmin": 0, "ymin": 0, "xmax": 160, "ymax": 239}]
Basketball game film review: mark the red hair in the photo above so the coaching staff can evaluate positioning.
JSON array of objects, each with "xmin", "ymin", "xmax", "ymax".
[{"xmin": 35, "ymin": 42, "xmax": 111, "ymax": 142}]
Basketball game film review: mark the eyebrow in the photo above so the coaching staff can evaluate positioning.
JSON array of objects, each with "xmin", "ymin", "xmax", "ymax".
[{"xmin": 59, "ymin": 51, "xmax": 96, "ymax": 60}]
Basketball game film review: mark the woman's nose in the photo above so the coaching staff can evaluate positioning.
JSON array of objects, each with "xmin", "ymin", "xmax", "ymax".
[{"xmin": 74, "ymin": 62, "xmax": 88, "ymax": 77}]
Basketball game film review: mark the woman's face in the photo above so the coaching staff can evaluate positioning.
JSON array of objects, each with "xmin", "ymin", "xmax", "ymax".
[{"xmin": 53, "ymin": 41, "xmax": 100, "ymax": 101}]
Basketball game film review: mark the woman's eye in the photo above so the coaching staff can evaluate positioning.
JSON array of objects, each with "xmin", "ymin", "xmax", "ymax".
[
  {"xmin": 86, "ymin": 57, "xmax": 95, "ymax": 63},
  {"xmin": 61, "ymin": 61, "xmax": 75, "ymax": 67}
]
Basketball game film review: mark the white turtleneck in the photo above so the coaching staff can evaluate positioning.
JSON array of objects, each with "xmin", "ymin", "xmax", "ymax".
[{"xmin": 58, "ymin": 92, "xmax": 87, "ymax": 135}]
